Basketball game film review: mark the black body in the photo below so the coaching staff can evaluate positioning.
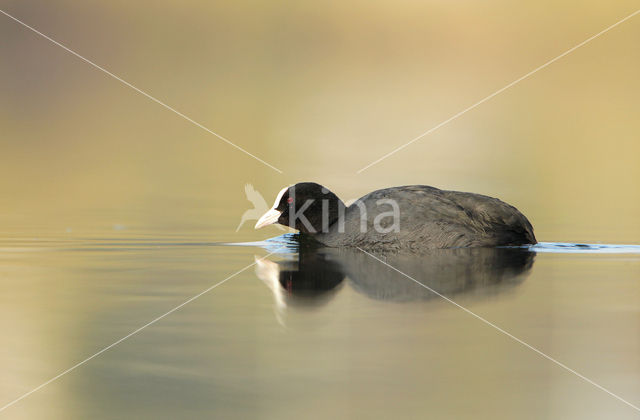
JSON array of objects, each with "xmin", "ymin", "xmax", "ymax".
[{"xmin": 271, "ymin": 182, "xmax": 536, "ymax": 252}]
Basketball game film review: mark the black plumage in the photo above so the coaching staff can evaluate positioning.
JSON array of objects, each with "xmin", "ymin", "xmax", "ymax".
[{"xmin": 256, "ymin": 182, "xmax": 536, "ymax": 252}]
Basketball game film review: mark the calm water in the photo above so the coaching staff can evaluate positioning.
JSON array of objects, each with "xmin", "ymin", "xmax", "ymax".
[
  {"xmin": 1, "ymin": 220, "xmax": 639, "ymax": 420},
  {"xmin": 3, "ymin": 1, "xmax": 640, "ymax": 418}
]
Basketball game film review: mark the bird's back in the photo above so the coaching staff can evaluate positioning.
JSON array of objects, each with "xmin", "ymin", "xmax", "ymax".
[{"xmin": 317, "ymin": 185, "xmax": 536, "ymax": 252}]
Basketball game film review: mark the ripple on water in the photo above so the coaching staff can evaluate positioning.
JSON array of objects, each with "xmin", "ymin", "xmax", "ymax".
[
  {"xmin": 222, "ymin": 235, "xmax": 640, "ymax": 255},
  {"xmin": 531, "ymin": 242, "xmax": 640, "ymax": 254}
]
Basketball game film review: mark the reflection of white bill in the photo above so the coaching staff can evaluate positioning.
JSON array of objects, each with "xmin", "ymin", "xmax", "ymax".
[{"xmin": 254, "ymin": 256, "xmax": 288, "ymax": 327}]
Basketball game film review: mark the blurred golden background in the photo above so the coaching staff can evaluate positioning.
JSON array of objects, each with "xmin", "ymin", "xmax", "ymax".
[
  {"xmin": 1, "ymin": 1, "xmax": 639, "ymax": 242},
  {"xmin": 1, "ymin": 3, "xmax": 640, "ymax": 419}
]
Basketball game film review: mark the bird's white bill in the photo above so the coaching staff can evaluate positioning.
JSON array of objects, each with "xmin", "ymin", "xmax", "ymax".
[{"xmin": 254, "ymin": 208, "xmax": 282, "ymax": 229}]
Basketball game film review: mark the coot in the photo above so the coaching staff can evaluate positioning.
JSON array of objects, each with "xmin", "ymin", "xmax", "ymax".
[{"xmin": 255, "ymin": 182, "xmax": 536, "ymax": 252}]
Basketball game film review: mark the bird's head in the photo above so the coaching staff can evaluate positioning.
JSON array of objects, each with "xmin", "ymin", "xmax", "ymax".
[{"xmin": 254, "ymin": 182, "xmax": 344, "ymax": 234}]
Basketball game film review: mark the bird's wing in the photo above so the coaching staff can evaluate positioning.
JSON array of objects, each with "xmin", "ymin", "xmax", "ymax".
[{"xmin": 245, "ymin": 183, "xmax": 269, "ymax": 209}]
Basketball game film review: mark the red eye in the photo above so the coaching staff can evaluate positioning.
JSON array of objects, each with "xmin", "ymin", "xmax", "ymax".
[{"xmin": 287, "ymin": 197, "xmax": 294, "ymax": 204}]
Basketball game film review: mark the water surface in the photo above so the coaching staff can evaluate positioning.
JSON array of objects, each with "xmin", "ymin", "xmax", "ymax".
[
  {"xmin": 3, "ymin": 1, "xmax": 640, "ymax": 418},
  {"xmin": 1, "ymin": 226, "xmax": 639, "ymax": 420}
]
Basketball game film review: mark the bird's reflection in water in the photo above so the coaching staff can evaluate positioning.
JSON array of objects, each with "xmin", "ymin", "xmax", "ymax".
[
  {"xmin": 255, "ymin": 252, "xmax": 346, "ymax": 324},
  {"xmin": 255, "ymin": 245, "xmax": 535, "ymax": 325}
]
